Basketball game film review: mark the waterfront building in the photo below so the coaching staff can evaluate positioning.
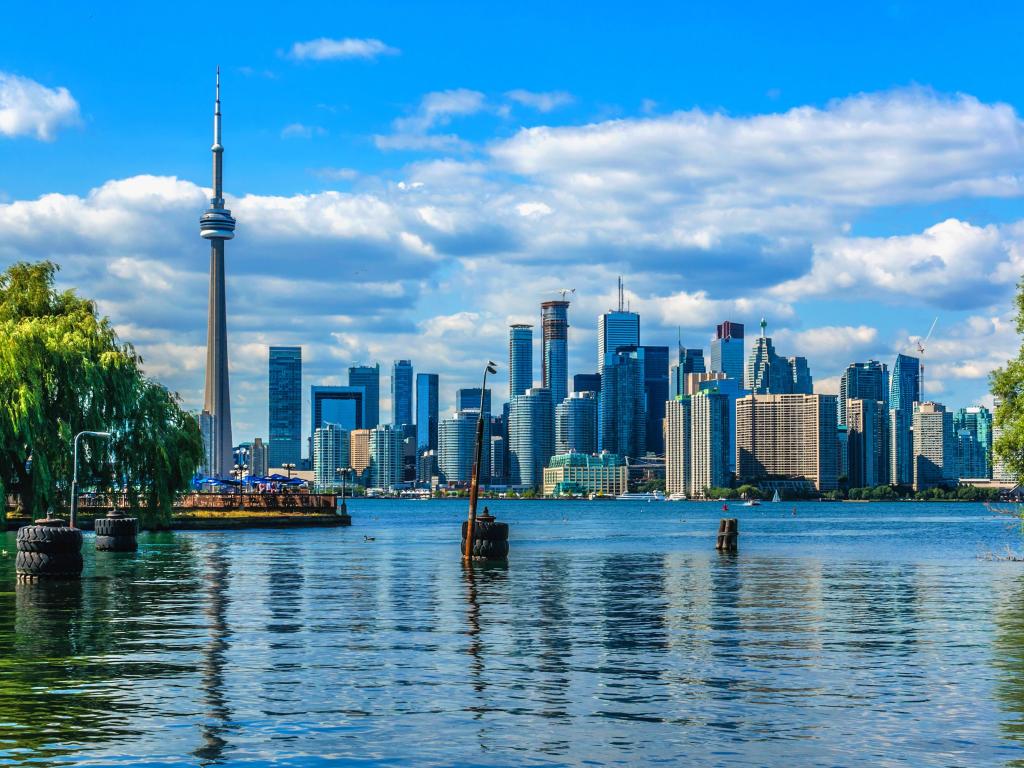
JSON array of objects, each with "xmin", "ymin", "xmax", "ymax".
[
  {"xmin": 642, "ymin": 345, "xmax": 670, "ymax": 454},
  {"xmin": 889, "ymin": 408, "xmax": 913, "ymax": 486},
  {"xmin": 490, "ymin": 435, "xmax": 507, "ymax": 484},
  {"xmin": 598, "ymin": 279, "xmax": 640, "ymax": 371},
  {"xmin": 664, "ymin": 397, "xmax": 692, "ymax": 497},
  {"xmin": 313, "ymin": 423, "xmax": 350, "ymax": 489},
  {"xmin": 415, "ymin": 373, "xmax": 439, "ymax": 453},
  {"xmin": 573, "ymin": 373, "xmax": 601, "ymax": 394},
  {"xmin": 555, "ymin": 391, "xmax": 599, "ymax": 455},
  {"xmin": 840, "ymin": 361, "xmax": 889, "ymax": 425},
  {"xmin": 350, "ymin": 429, "xmax": 371, "ymax": 478},
  {"xmin": 250, "ymin": 437, "xmax": 269, "ymax": 477},
  {"xmin": 199, "ymin": 70, "xmax": 237, "ymax": 479},
  {"xmin": 543, "ymin": 452, "xmax": 628, "ymax": 497},
  {"xmin": 391, "ymin": 360, "xmax": 413, "ymax": 428},
  {"xmin": 710, "ymin": 321, "xmax": 745, "ymax": 383},
  {"xmin": 456, "ymin": 388, "xmax": 492, "ymax": 416},
  {"xmin": 847, "ymin": 398, "xmax": 885, "ymax": 487},
  {"xmin": 690, "ymin": 389, "xmax": 730, "ymax": 496},
  {"xmin": 311, "ymin": 386, "xmax": 365, "ymax": 438},
  {"xmin": 437, "ymin": 409, "xmax": 490, "ymax": 485},
  {"xmin": 508, "ymin": 387, "xmax": 554, "ymax": 489},
  {"xmin": 837, "ymin": 424, "xmax": 849, "ymax": 481},
  {"xmin": 509, "ymin": 324, "xmax": 534, "ymax": 399},
  {"xmin": 696, "ymin": 376, "xmax": 746, "ymax": 478},
  {"xmin": 349, "ymin": 364, "xmax": 380, "ymax": 429},
  {"xmin": 599, "ymin": 347, "xmax": 647, "ymax": 460},
  {"xmin": 542, "ymin": 300, "xmax": 570, "ymax": 411},
  {"xmin": 912, "ymin": 402, "xmax": 956, "ymax": 490},
  {"xmin": 956, "ymin": 428, "xmax": 988, "ymax": 479},
  {"xmin": 670, "ymin": 348, "xmax": 706, "ymax": 398},
  {"xmin": 417, "ymin": 450, "xmax": 439, "ymax": 486},
  {"xmin": 736, "ymin": 394, "xmax": 839, "ymax": 491},
  {"xmin": 268, "ymin": 346, "xmax": 302, "ymax": 469},
  {"xmin": 954, "ymin": 406, "xmax": 992, "ymax": 478},
  {"xmin": 369, "ymin": 424, "xmax": 403, "ymax": 489}
]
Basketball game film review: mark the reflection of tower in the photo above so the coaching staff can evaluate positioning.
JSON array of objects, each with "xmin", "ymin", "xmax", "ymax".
[
  {"xmin": 541, "ymin": 301, "xmax": 570, "ymax": 411},
  {"xmin": 199, "ymin": 69, "xmax": 237, "ymax": 478},
  {"xmin": 195, "ymin": 544, "xmax": 232, "ymax": 763}
]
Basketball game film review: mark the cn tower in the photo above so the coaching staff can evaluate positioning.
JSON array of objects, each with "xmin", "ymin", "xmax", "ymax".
[{"xmin": 199, "ymin": 68, "xmax": 236, "ymax": 478}]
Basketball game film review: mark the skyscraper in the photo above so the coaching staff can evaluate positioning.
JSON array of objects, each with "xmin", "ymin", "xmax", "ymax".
[
  {"xmin": 509, "ymin": 324, "xmax": 534, "ymax": 399},
  {"xmin": 415, "ymin": 373, "xmax": 439, "ymax": 453},
  {"xmin": 847, "ymin": 398, "xmax": 885, "ymax": 487},
  {"xmin": 889, "ymin": 353, "xmax": 921, "ymax": 488},
  {"xmin": 690, "ymin": 389, "xmax": 730, "ymax": 496},
  {"xmin": 710, "ymin": 321, "xmax": 745, "ymax": 382},
  {"xmin": 696, "ymin": 376, "xmax": 746, "ymax": 479},
  {"xmin": 438, "ymin": 410, "xmax": 490, "ymax": 485},
  {"xmin": 954, "ymin": 406, "xmax": 993, "ymax": 478},
  {"xmin": 788, "ymin": 356, "xmax": 814, "ymax": 395},
  {"xmin": 250, "ymin": 437, "xmax": 269, "ymax": 477},
  {"xmin": 597, "ymin": 278, "xmax": 640, "ymax": 371},
  {"xmin": 641, "ymin": 345, "xmax": 670, "ymax": 455},
  {"xmin": 508, "ymin": 387, "xmax": 554, "ymax": 489},
  {"xmin": 313, "ymin": 423, "xmax": 350, "ymax": 489},
  {"xmin": 890, "ymin": 354, "xmax": 922, "ymax": 413},
  {"xmin": 369, "ymin": 424, "xmax": 403, "ymax": 489},
  {"xmin": 573, "ymin": 373, "xmax": 601, "ymax": 394},
  {"xmin": 391, "ymin": 360, "xmax": 413, "ymax": 428},
  {"xmin": 839, "ymin": 361, "xmax": 889, "ymax": 425},
  {"xmin": 456, "ymin": 388, "xmax": 492, "ymax": 416},
  {"xmin": 311, "ymin": 386, "xmax": 365, "ymax": 437},
  {"xmin": 670, "ymin": 348, "xmax": 707, "ymax": 398},
  {"xmin": 599, "ymin": 347, "xmax": 647, "ymax": 459},
  {"xmin": 735, "ymin": 394, "xmax": 839, "ymax": 491},
  {"xmin": 555, "ymin": 391, "xmax": 599, "ymax": 455},
  {"xmin": 349, "ymin": 364, "xmax": 380, "ymax": 428},
  {"xmin": 199, "ymin": 70, "xmax": 237, "ymax": 479},
  {"xmin": 665, "ymin": 397, "xmax": 692, "ymax": 497},
  {"xmin": 268, "ymin": 346, "xmax": 302, "ymax": 468},
  {"xmin": 746, "ymin": 319, "xmax": 813, "ymax": 394},
  {"xmin": 541, "ymin": 300, "xmax": 570, "ymax": 410},
  {"xmin": 912, "ymin": 402, "xmax": 956, "ymax": 490}
]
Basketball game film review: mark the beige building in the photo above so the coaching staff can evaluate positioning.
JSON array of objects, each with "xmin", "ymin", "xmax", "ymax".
[
  {"xmin": 542, "ymin": 452, "xmax": 628, "ymax": 497},
  {"xmin": 350, "ymin": 429, "xmax": 372, "ymax": 475},
  {"xmin": 683, "ymin": 371, "xmax": 728, "ymax": 396},
  {"xmin": 665, "ymin": 397, "xmax": 691, "ymax": 497},
  {"xmin": 735, "ymin": 394, "xmax": 839, "ymax": 491},
  {"xmin": 912, "ymin": 402, "xmax": 956, "ymax": 491}
]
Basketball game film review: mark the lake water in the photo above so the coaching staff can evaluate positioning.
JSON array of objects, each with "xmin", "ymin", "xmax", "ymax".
[{"xmin": 2, "ymin": 500, "xmax": 1024, "ymax": 767}]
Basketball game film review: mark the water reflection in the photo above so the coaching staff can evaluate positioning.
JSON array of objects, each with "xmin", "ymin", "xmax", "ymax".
[
  {"xmin": 995, "ymin": 571, "xmax": 1024, "ymax": 767},
  {"xmin": 194, "ymin": 541, "xmax": 233, "ymax": 765}
]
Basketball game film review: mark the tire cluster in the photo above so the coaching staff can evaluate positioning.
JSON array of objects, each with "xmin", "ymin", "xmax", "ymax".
[
  {"xmin": 94, "ymin": 516, "xmax": 139, "ymax": 551},
  {"xmin": 461, "ymin": 519, "xmax": 510, "ymax": 560},
  {"xmin": 16, "ymin": 523, "xmax": 84, "ymax": 580}
]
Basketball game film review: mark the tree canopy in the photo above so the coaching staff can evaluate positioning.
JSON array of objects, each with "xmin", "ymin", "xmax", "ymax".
[
  {"xmin": 992, "ymin": 280, "xmax": 1024, "ymax": 483},
  {"xmin": 0, "ymin": 261, "xmax": 203, "ymax": 526}
]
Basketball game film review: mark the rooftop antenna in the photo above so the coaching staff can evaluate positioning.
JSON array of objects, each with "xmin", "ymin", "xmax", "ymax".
[
  {"xmin": 760, "ymin": 317, "xmax": 767, "ymax": 338},
  {"xmin": 617, "ymin": 276, "xmax": 624, "ymax": 312}
]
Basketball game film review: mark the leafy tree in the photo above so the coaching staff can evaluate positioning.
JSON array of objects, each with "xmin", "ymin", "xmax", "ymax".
[
  {"xmin": 0, "ymin": 261, "xmax": 203, "ymax": 526},
  {"xmin": 993, "ymin": 280, "xmax": 1024, "ymax": 482}
]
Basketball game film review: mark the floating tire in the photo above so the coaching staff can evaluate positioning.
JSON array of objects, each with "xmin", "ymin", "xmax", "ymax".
[
  {"xmin": 94, "ymin": 534, "xmax": 138, "ymax": 552},
  {"xmin": 16, "ymin": 525, "xmax": 83, "ymax": 555},
  {"xmin": 94, "ymin": 517, "xmax": 138, "ymax": 537},
  {"xmin": 461, "ymin": 537, "xmax": 509, "ymax": 560},
  {"xmin": 461, "ymin": 520, "xmax": 509, "ymax": 542},
  {"xmin": 15, "ymin": 550, "xmax": 84, "ymax": 579}
]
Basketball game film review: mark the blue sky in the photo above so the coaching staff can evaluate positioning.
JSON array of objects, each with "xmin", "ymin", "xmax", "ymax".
[{"xmin": 1, "ymin": 1, "xmax": 1023, "ymax": 445}]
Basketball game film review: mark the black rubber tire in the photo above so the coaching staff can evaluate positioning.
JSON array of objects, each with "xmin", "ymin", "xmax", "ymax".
[
  {"xmin": 15, "ymin": 550, "xmax": 84, "ymax": 578},
  {"xmin": 16, "ymin": 525, "xmax": 83, "ymax": 555},
  {"xmin": 461, "ymin": 520, "xmax": 509, "ymax": 542},
  {"xmin": 461, "ymin": 538, "xmax": 509, "ymax": 559},
  {"xmin": 94, "ymin": 534, "xmax": 138, "ymax": 552},
  {"xmin": 94, "ymin": 517, "xmax": 138, "ymax": 537}
]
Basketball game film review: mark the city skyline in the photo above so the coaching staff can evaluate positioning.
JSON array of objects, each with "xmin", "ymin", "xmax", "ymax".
[{"xmin": 1, "ymin": 4, "xmax": 1021, "ymax": 443}]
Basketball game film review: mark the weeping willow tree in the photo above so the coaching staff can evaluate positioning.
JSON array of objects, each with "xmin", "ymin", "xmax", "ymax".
[{"xmin": 0, "ymin": 261, "xmax": 203, "ymax": 526}]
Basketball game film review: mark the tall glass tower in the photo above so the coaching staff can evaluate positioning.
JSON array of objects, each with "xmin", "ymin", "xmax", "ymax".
[
  {"xmin": 349, "ymin": 364, "xmax": 380, "ymax": 428},
  {"xmin": 541, "ymin": 300, "xmax": 570, "ymax": 409},
  {"xmin": 890, "ymin": 354, "xmax": 921, "ymax": 413},
  {"xmin": 641, "ymin": 345, "xmax": 670, "ymax": 455},
  {"xmin": 508, "ymin": 387, "xmax": 554, "ymax": 489},
  {"xmin": 599, "ymin": 346, "xmax": 647, "ymax": 460},
  {"xmin": 391, "ymin": 360, "xmax": 413, "ymax": 428},
  {"xmin": 268, "ymin": 346, "xmax": 302, "ymax": 468},
  {"xmin": 415, "ymin": 373, "xmax": 439, "ymax": 452},
  {"xmin": 509, "ymin": 324, "xmax": 534, "ymax": 399},
  {"xmin": 710, "ymin": 321, "xmax": 745, "ymax": 382},
  {"xmin": 597, "ymin": 277, "xmax": 640, "ymax": 371},
  {"xmin": 199, "ymin": 69, "xmax": 237, "ymax": 478}
]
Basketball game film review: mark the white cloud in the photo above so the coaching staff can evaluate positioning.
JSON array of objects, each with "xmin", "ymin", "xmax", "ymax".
[
  {"xmin": 505, "ymin": 89, "xmax": 574, "ymax": 113},
  {"xmin": 0, "ymin": 72, "xmax": 80, "ymax": 140},
  {"xmin": 281, "ymin": 123, "xmax": 326, "ymax": 139},
  {"xmin": 288, "ymin": 37, "xmax": 399, "ymax": 61},
  {"xmin": 375, "ymin": 89, "xmax": 486, "ymax": 152}
]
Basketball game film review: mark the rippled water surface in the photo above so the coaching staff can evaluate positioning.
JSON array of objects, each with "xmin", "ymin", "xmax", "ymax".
[{"xmin": 3, "ymin": 500, "xmax": 1024, "ymax": 767}]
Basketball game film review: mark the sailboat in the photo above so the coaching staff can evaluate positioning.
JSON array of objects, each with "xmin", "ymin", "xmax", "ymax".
[{"xmin": 771, "ymin": 489, "xmax": 781, "ymax": 503}]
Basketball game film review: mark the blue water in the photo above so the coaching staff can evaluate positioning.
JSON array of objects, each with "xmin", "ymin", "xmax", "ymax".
[{"xmin": 2, "ymin": 500, "xmax": 1024, "ymax": 767}]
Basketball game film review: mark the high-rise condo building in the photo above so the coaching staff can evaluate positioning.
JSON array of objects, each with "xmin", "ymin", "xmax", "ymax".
[
  {"xmin": 573, "ymin": 373, "xmax": 602, "ymax": 394},
  {"xmin": 696, "ymin": 377, "xmax": 747, "ymax": 479},
  {"xmin": 847, "ymin": 398, "xmax": 885, "ymax": 487},
  {"xmin": 889, "ymin": 408, "xmax": 913, "ymax": 486},
  {"xmin": 542, "ymin": 300, "xmax": 570, "ymax": 410},
  {"xmin": 489, "ymin": 435, "xmax": 507, "ymax": 484},
  {"xmin": 839, "ymin": 361, "xmax": 889, "ymax": 425},
  {"xmin": 509, "ymin": 324, "xmax": 534, "ymax": 399},
  {"xmin": 313, "ymin": 423, "xmax": 350, "ymax": 489},
  {"xmin": 736, "ymin": 394, "xmax": 839, "ymax": 491},
  {"xmin": 348, "ymin": 364, "xmax": 380, "ymax": 428},
  {"xmin": 681, "ymin": 371, "xmax": 727, "ymax": 396},
  {"xmin": 912, "ymin": 402, "xmax": 956, "ymax": 491},
  {"xmin": 890, "ymin": 354, "xmax": 922, "ymax": 413},
  {"xmin": 350, "ymin": 429, "xmax": 372, "ymax": 479},
  {"xmin": 599, "ymin": 347, "xmax": 647, "ymax": 459},
  {"xmin": 311, "ymin": 386, "xmax": 365, "ymax": 438},
  {"xmin": 268, "ymin": 346, "xmax": 302, "ymax": 468},
  {"xmin": 250, "ymin": 437, "xmax": 269, "ymax": 477},
  {"xmin": 690, "ymin": 389, "xmax": 730, "ymax": 497},
  {"xmin": 641, "ymin": 345, "xmax": 670, "ymax": 455},
  {"xmin": 954, "ymin": 406, "xmax": 992, "ymax": 478},
  {"xmin": 665, "ymin": 397, "xmax": 692, "ymax": 497},
  {"xmin": 199, "ymin": 70, "xmax": 237, "ymax": 479},
  {"xmin": 456, "ymin": 388, "xmax": 492, "ymax": 416},
  {"xmin": 509, "ymin": 387, "xmax": 554, "ymax": 489},
  {"xmin": 555, "ymin": 391, "xmax": 599, "ymax": 455},
  {"xmin": 415, "ymin": 373, "xmax": 439, "ymax": 453},
  {"xmin": 438, "ymin": 410, "xmax": 490, "ymax": 485},
  {"xmin": 598, "ymin": 278, "xmax": 640, "ymax": 371},
  {"xmin": 369, "ymin": 424, "xmax": 403, "ymax": 489},
  {"xmin": 391, "ymin": 360, "xmax": 413, "ymax": 428},
  {"xmin": 670, "ymin": 348, "xmax": 706, "ymax": 398},
  {"xmin": 710, "ymin": 321, "xmax": 745, "ymax": 382},
  {"xmin": 788, "ymin": 357, "xmax": 814, "ymax": 395}
]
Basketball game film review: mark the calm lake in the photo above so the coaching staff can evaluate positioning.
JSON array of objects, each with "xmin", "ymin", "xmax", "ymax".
[{"xmin": 2, "ymin": 500, "xmax": 1024, "ymax": 767}]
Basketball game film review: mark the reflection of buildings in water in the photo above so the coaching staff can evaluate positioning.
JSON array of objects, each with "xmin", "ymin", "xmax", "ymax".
[
  {"xmin": 531, "ymin": 555, "xmax": 573, "ymax": 758},
  {"xmin": 461, "ymin": 560, "xmax": 509, "ymax": 701},
  {"xmin": 994, "ymin": 573, "xmax": 1024, "ymax": 750},
  {"xmin": 194, "ymin": 542, "xmax": 233, "ymax": 765},
  {"xmin": 386, "ymin": 544, "xmax": 441, "ymax": 638},
  {"xmin": 600, "ymin": 553, "xmax": 669, "ymax": 656},
  {"xmin": 261, "ymin": 543, "xmax": 305, "ymax": 718}
]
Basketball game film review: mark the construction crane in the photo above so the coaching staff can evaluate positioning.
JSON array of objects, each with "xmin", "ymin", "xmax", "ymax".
[
  {"xmin": 916, "ymin": 316, "xmax": 938, "ymax": 401},
  {"xmin": 556, "ymin": 288, "xmax": 576, "ymax": 301}
]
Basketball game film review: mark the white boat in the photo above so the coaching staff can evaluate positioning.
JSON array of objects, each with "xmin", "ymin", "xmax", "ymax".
[
  {"xmin": 666, "ymin": 492, "xmax": 687, "ymax": 501},
  {"xmin": 616, "ymin": 491, "xmax": 666, "ymax": 502},
  {"xmin": 771, "ymin": 489, "xmax": 781, "ymax": 503},
  {"xmin": 743, "ymin": 499, "xmax": 761, "ymax": 507}
]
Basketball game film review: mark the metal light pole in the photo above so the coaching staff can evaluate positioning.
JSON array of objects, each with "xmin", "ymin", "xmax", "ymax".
[
  {"xmin": 464, "ymin": 361, "xmax": 497, "ymax": 560},
  {"xmin": 70, "ymin": 430, "xmax": 111, "ymax": 529},
  {"xmin": 337, "ymin": 466, "xmax": 349, "ymax": 514}
]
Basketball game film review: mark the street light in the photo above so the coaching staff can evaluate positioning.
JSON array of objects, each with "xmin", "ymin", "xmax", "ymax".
[
  {"xmin": 70, "ymin": 430, "xmax": 111, "ymax": 529},
  {"xmin": 336, "ymin": 466, "xmax": 351, "ymax": 514},
  {"xmin": 464, "ymin": 361, "xmax": 498, "ymax": 560}
]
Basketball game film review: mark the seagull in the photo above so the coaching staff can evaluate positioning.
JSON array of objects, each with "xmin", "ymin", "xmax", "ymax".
[{"xmin": 364, "ymin": 536, "xmax": 375, "ymax": 542}]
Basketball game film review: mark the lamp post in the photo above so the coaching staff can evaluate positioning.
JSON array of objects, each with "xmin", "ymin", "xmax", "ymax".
[
  {"xmin": 70, "ymin": 430, "xmax": 111, "ymax": 529},
  {"xmin": 464, "ymin": 361, "xmax": 497, "ymax": 560}
]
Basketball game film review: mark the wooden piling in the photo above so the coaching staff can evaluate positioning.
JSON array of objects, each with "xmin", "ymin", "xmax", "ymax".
[{"xmin": 716, "ymin": 517, "xmax": 738, "ymax": 553}]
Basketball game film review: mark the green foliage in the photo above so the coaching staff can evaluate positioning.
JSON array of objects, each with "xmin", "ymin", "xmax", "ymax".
[
  {"xmin": 736, "ymin": 484, "xmax": 764, "ymax": 500},
  {"xmin": 705, "ymin": 486, "xmax": 739, "ymax": 499},
  {"xmin": 637, "ymin": 479, "xmax": 665, "ymax": 493},
  {"xmin": 992, "ymin": 279, "xmax": 1024, "ymax": 482},
  {"xmin": 0, "ymin": 261, "xmax": 203, "ymax": 526}
]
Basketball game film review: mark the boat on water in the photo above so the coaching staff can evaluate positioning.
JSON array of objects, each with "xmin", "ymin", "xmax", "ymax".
[
  {"xmin": 771, "ymin": 489, "xmax": 781, "ymax": 503},
  {"xmin": 743, "ymin": 499, "xmax": 761, "ymax": 507},
  {"xmin": 666, "ymin": 492, "xmax": 687, "ymax": 501},
  {"xmin": 616, "ymin": 491, "xmax": 666, "ymax": 502}
]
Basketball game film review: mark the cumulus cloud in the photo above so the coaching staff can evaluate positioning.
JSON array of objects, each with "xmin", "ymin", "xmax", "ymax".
[
  {"xmin": 375, "ymin": 89, "xmax": 486, "ymax": 151},
  {"xmin": 281, "ymin": 123, "xmax": 326, "ymax": 139},
  {"xmin": 0, "ymin": 71, "xmax": 80, "ymax": 140},
  {"xmin": 288, "ymin": 37, "xmax": 399, "ymax": 61},
  {"xmin": 505, "ymin": 89, "xmax": 574, "ymax": 113}
]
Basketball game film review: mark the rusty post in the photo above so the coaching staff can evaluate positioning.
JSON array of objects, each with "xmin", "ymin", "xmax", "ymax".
[{"xmin": 464, "ymin": 361, "xmax": 497, "ymax": 559}]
